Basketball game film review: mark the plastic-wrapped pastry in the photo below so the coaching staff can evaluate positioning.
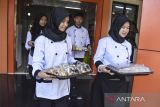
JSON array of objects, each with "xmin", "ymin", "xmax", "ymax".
[
  {"xmin": 76, "ymin": 62, "xmax": 91, "ymax": 73},
  {"xmin": 118, "ymin": 64, "xmax": 151, "ymax": 73},
  {"xmin": 72, "ymin": 45, "xmax": 88, "ymax": 51},
  {"xmin": 82, "ymin": 64, "xmax": 91, "ymax": 72},
  {"xmin": 46, "ymin": 63, "xmax": 92, "ymax": 79},
  {"xmin": 107, "ymin": 64, "xmax": 153, "ymax": 75}
]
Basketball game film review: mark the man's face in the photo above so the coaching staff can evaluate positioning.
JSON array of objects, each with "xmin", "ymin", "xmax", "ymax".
[{"xmin": 74, "ymin": 16, "xmax": 83, "ymax": 26}]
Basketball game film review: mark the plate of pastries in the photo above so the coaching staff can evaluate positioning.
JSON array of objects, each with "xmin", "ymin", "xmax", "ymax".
[
  {"xmin": 46, "ymin": 62, "xmax": 92, "ymax": 79},
  {"xmin": 107, "ymin": 64, "xmax": 153, "ymax": 75}
]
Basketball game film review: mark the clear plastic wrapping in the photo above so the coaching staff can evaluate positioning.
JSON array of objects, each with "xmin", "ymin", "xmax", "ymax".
[
  {"xmin": 46, "ymin": 62, "xmax": 92, "ymax": 79},
  {"xmin": 107, "ymin": 64, "xmax": 153, "ymax": 75}
]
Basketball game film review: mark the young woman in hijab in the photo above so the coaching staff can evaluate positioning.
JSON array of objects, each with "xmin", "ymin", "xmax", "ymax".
[
  {"xmin": 91, "ymin": 15, "xmax": 132, "ymax": 107},
  {"xmin": 25, "ymin": 13, "xmax": 48, "ymax": 78},
  {"xmin": 32, "ymin": 7, "xmax": 77, "ymax": 107}
]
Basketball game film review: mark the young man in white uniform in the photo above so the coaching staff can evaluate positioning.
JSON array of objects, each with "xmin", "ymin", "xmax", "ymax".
[
  {"xmin": 66, "ymin": 12, "xmax": 91, "ymax": 100},
  {"xmin": 66, "ymin": 12, "xmax": 91, "ymax": 62}
]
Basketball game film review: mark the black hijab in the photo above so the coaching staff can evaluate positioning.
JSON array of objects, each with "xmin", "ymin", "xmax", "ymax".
[
  {"xmin": 31, "ymin": 13, "xmax": 48, "ymax": 41},
  {"xmin": 43, "ymin": 7, "xmax": 69, "ymax": 42},
  {"xmin": 108, "ymin": 15, "xmax": 130, "ymax": 43},
  {"xmin": 30, "ymin": 13, "xmax": 48, "ymax": 56}
]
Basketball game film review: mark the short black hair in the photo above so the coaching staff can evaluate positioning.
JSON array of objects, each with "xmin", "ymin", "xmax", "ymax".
[{"xmin": 74, "ymin": 12, "xmax": 84, "ymax": 18}]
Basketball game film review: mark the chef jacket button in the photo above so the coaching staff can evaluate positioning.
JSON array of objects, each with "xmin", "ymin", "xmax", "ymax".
[
  {"xmin": 115, "ymin": 46, "xmax": 117, "ymax": 48},
  {"xmin": 64, "ymin": 40, "xmax": 67, "ymax": 43},
  {"xmin": 126, "ymin": 48, "xmax": 128, "ymax": 50},
  {"xmin": 55, "ymin": 53, "xmax": 58, "ymax": 55},
  {"xmin": 117, "ymin": 55, "xmax": 119, "ymax": 58},
  {"xmin": 66, "ymin": 52, "xmax": 68, "ymax": 54},
  {"xmin": 126, "ymin": 57, "xmax": 129, "ymax": 59},
  {"xmin": 51, "ymin": 41, "xmax": 53, "ymax": 43}
]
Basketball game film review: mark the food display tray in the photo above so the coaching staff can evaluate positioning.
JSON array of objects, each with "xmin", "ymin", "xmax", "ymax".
[
  {"xmin": 107, "ymin": 64, "xmax": 153, "ymax": 75},
  {"xmin": 47, "ymin": 71, "xmax": 92, "ymax": 79}
]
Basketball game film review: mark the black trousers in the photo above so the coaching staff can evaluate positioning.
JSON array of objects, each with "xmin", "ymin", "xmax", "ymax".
[
  {"xmin": 38, "ymin": 96, "xmax": 69, "ymax": 107},
  {"xmin": 27, "ymin": 64, "xmax": 37, "ymax": 100},
  {"xmin": 28, "ymin": 64, "xmax": 33, "ymax": 79},
  {"xmin": 91, "ymin": 73, "xmax": 128, "ymax": 107},
  {"xmin": 70, "ymin": 58, "xmax": 83, "ymax": 98}
]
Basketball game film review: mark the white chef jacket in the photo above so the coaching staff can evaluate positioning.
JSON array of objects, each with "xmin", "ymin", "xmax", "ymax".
[
  {"xmin": 66, "ymin": 25, "xmax": 90, "ymax": 58},
  {"xmin": 32, "ymin": 35, "xmax": 76, "ymax": 100},
  {"xmin": 25, "ymin": 31, "xmax": 33, "ymax": 65},
  {"xmin": 94, "ymin": 36, "xmax": 132, "ymax": 68}
]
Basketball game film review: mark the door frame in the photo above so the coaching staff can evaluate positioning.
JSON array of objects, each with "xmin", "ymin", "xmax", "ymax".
[
  {"xmin": 8, "ymin": 0, "xmax": 104, "ymax": 73},
  {"xmin": 8, "ymin": 0, "xmax": 15, "ymax": 73}
]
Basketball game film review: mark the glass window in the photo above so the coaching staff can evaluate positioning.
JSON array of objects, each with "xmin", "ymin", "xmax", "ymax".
[
  {"xmin": 112, "ymin": 1, "xmax": 138, "ymax": 23},
  {"xmin": 125, "ymin": 5, "xmax": 138, "ymax": 22}
]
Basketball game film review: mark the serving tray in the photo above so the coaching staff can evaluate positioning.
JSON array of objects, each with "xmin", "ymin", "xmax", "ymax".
[
  {"xmin": 107, "ymin": 64, "xmax": 153, "ymax": 75},
  {"xmin": 46, "ymin": 63, "xmax": 92, "ymax": 79}
]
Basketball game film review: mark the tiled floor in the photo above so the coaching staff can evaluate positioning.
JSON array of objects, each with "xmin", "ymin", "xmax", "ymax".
[{"xmin": 0, "ymin": 74, "xmax": 93, "ymax": 107}]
